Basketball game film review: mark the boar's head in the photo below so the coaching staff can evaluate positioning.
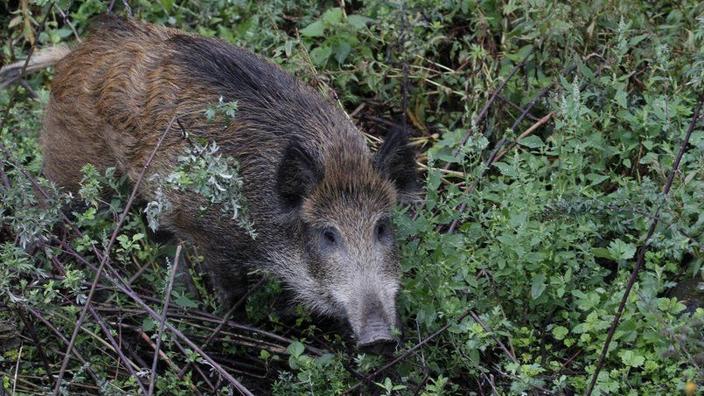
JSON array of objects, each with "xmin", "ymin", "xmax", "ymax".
[{"xmin": 274, "ymin": 127, "xmax": 417, "ymax": 350}]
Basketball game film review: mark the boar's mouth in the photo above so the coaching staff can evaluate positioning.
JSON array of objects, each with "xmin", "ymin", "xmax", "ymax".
[{"xmin": 357, "ymin": 325, "xmax": 397, "ymax": 355}]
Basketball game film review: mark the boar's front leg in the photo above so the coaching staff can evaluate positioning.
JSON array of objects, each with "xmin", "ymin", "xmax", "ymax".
[
  {"xmin": 159, "ymin": 205, "xmax": 253, "ymax": 311},
  {"xmin": 201, "ymin": 247, "xmax": 251, "ymax": 310}
]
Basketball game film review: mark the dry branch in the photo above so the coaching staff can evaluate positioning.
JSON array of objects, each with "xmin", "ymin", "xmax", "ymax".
[{"xmin": 148, "ymin": 244, "xmax": 183, "ymax": 396}]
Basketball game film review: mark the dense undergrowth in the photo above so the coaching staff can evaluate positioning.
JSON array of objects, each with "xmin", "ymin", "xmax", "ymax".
[{"xmin": 1, "ymin": 0, "xmax": 704, "ymax": 395}]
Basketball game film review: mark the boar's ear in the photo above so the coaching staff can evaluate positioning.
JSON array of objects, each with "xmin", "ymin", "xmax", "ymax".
[
  {"xmin": 374, "ymin": 126, "xmax": 420, "ymax": 203},
  {"xmin": 276, "ymin": 140, "xmax": 323, "ymax": 210}
]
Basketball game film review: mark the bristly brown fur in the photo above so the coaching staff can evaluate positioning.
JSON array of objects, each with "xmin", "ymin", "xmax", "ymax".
[{"xmin": 43, "ymin": 15, "xmax": 417, "ymax": 346}]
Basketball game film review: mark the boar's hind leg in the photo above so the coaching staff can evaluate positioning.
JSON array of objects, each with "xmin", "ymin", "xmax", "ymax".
[{"xmin": 41, "ymin": 100, "xmax": 115, "ymax": 192}]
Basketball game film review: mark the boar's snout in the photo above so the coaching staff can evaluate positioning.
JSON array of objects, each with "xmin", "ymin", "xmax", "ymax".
[
  {"xmin": 358, "ymin": 311, "xmax": 393, "ymax": 345},
  {"xmin": 354, "ymin": 297, "xmax": 400, "ymax": 354}
]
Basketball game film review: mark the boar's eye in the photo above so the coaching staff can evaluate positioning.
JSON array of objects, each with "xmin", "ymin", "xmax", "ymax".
[{"xmin": 321, "ymin": 227, "xmax": 340, "ymax": 248}]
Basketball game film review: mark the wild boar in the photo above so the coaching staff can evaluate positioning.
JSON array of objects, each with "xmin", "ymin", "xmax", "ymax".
[{"xmin": 40, "ymin": 15, "xmax": 417, "ymax": 349}]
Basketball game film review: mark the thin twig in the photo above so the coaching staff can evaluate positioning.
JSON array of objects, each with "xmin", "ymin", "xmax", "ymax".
[
  {"xmin": 509, "ymin": 63, "xmax": 576, "ymax": 133},
  {"xmin": 108, "ymin": 273, "xmax": 256, "ymax": 395},
  {"xmin": 412, "ymin": 372, "xmax": 431, "ymax": 396},
  {"xmin": 482, "ymin": 372, "xmax": 499, "ymax": 395},
  {"xmin": 119, "ymin": 323, "xmax": 206, "ymax": 395},
  {"xmin": 139, "ymin": 330, "xmax": 180, "ymax": 371},
  {"xmin": 584, "ymin": 94, "xmax": 704, "ymax": 396},
  {"xmin": 167, "ymin": 338, "xmax": 211, "ymax": 395},
  {"xmin": 399, "ymin": 0, "xmax": 409, "ymax": 132},
  {"xmin": 445, "ymin": 63, "xmax": 578, "ymax": 233},
  {"xmin": 79, "ymin": 277, "xmax": 317, "ymax": 359},
  {"xmin": 54, "ymin": 237, "xmax": 256, "ymax": 395},
  {"xmin": 57, "ymin": 239, "xmax": 256, "ymax": 396},
  {"xmin": 12, "ymin": 343, "xmax": 23, "ymax": 396},
  {"xmin": 168, "ymin": 309, "xmax": 328, "ymax": 356},
  {"xmin": 86, "ymin": 306, "xmax": 148, "ymax": 394},
  {"xmin": 439, "ymin": 51, "xmax": 533, "ymax": 176},
  {"xmin": 168, "ymin": 319, "xmax": 289, "ymax": 353},
  {"xmin": 496, "ymin": 94, "xmax": 540, "ymax": 121},
  {"xmin": 54, "ymin": 4, "xmax": 81, "ymax": 43},
  {"xmin": 47, "ymin": 307, "xmax": 144, "ymax": 375},
  {"xmin": 49, "ymin": 246, "xmax": 148, "ymax": 394},
  {"xmin": 148, "ymin": 244, "xmax": 182, "ymax": 396}
]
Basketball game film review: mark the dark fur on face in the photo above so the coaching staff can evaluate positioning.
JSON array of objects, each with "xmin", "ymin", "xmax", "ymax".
[{"xmin": 41, "ymin": 15, "xmax": 417, "ymax": 347}]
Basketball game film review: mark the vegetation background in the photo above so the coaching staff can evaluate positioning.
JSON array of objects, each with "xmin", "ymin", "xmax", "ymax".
[{"xmin": 1, "ymin": 0, "xmax": 704, "ymax": 394}]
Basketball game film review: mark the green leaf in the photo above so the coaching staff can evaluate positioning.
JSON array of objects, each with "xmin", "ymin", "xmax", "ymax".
[
  {"xmin": 316, "ymin": 353, "xmax": 335, "ymax": 366},
  {"xmin": 531, "ymin": 273, "xmax": 546, "ymax": 299},
  {"xmin": 432, "ymin": 146, "xmax": 460, "ymax": 163},
  {"xmin": 259, "ymin": 349, "xmax": 271, "ymax": 361},
  {"xmin": 173, "ymin": 291, "xmax": 198, "ymax": 308},
  {"xmin": 620, "ymin": 350, "xmax": 645, "ymax": 367},
  {"xmin": 639, "ymin": 152, "xmax": 659, "ymax": 165},
  {"xmin": 347, "ymin": 15, "xmax": 373, "ymax": 30},
  {"xmin": 310, "ymin": 46, "xmax": 332, "ymax": 66},
  {"xmin": 507, "ymin": 44, "xmax": 533, "ymax": 62},
  {"xmin": 588, "ymin": 174, "xmax": 609, "ymax": 186},
  {"xmin": 494, "ymin": 162, "xmax": 518, "ymax": 178},
  {"xmin": 615, "ymin": 89, "xmax": 628, "ymax": 108},
  {"xmin": 283, "ymin": 40, "xmax": 295, "ymax": 57},
  {"xmin": 142, "ymin": 317, "xmax": 155, "ymax": 332},
  {"xmin": 300, "ymin": 20, "xmax": 325, "ymax": 37},
  {"xmin": 592, "ymin": 247, "xmax": 613, "ymax": 260},
  {"xmin": 322, "ymin": 8, "xmax": 343, "ymax": 25},
  {"xmin": 552, "ymin": 326, "xmax": 569, "ymax": 340},
  {"xmin": 288, "ymin": 341, "xmax": 305, "ymax": 357},
  {"xmin": 160, "ymin": 0, "xmax": 174, "ymax": 12},
  {"xmin": 575, "ymin": 291, "xmax": 601, "ymax": 311},
  {"xmin": 629, "ymin": 34, "xmax": 648, "ymax": 47},
  {"xmin": 334, "ymin": 41, "xmax": 352, "ymax": 64},
  {"xmin": 657, "ymin": 297, "xmax": 687, "ymax": 314},
  {"xmin": 518, "ymin": 135, "xmax": 544, "ymax": 149},
  {"xmin": 607, "ymin": 239, "xmax": 636, "ymax": 261},
  {"xmin": 427, "ymin": 168, "xmax": 442, "ymax": 191}
]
